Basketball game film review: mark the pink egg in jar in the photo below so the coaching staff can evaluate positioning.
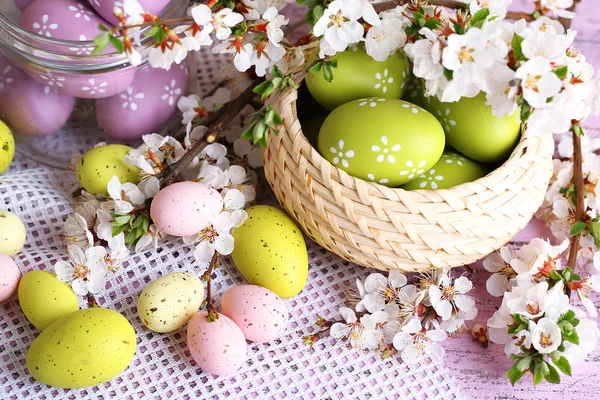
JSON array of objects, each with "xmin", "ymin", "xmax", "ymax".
[
  {"xmin": 0, "ymin": 55, "xmax": 75, "ymax": 136},
  {"xmin": 96, "ymin": 63, "xmax": 188, "ymax": 141},
  {"xmin": 90, "ymin": 0, "xmax": 171, "ymax": 26},
  {"xmin": 13, "ymin": 0, "xmax": 35, "ymax": 11},
  {"xmin": 17, "ymin": 0, "xmax": 136, "ymax": 99}
]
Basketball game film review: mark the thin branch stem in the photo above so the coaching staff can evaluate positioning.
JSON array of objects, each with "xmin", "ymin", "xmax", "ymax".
[
  {"xmin": 567, "ymin": 130, "xmax": 585, "ymax": 269},
  {"xmin": 127, "ymin": 17, "xmax": 194, "ymax": 29},
  {"xmin": 158, "ymin": 77, "xmax": 264, "ymax": 186},
  {"xmin": 204, "ymin": 252, "xmax": 220, "ymax": 310}
]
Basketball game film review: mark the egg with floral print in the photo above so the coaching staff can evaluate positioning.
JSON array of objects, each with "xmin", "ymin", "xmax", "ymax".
[
  {"xmin": 318, "ymin": 98, "xmax": 445, "ymax": 187},
  {"xmin": 96, "ymin": 64, "xmax": 188, "ymax": 141},
  {"xmin": 402, "ymin": 151, "xmax": 490, "ymax": 191},
  {"xmin": 306, "ymin": 45, "xmax": 410, "ymax": 109},
  {"xmin": 423, "ymin": 92, "xmax": 521, "ymax": 163}
]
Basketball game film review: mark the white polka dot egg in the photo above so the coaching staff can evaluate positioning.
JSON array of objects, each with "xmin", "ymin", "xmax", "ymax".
[{"xmin": 318, "ymin": 98, "xmax": 445, "ymax": 187}]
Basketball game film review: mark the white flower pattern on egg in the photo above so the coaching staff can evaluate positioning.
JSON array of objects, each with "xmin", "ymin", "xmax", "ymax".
[
  {"xmin": 81, "ymin": 78, "xmax": 108, "ymax": 95},
  {"xmin": 162, "ymin": 79, "xmax": 182, "ymax": 106},
  {"xmin": 68, "ymin": 3, "xmax": 95, "ymax": 22},
  {"xmin": 436, "ymin": 108, "xmax": 457, "ymax": 133},
  {"xmin": 371, "ymin": 136, "xmax": 401, "ymax": 164},
  {"xmin": 401, "ymin": 70, "xmax": 407, "ymax": 90},
  {"xmin": 32, "ymin": 15, "xmax": 58, "ymax": 37},
  {"xmin": 374, "ymin": 69, "xmax": 394, "ymax": 93},
  {"xmin": 367, "ymin": 174, "xmax": 389, "ymax": 185},
  {"xmin": 441, "ymin": 153, "xmax": 466, "ymax": 166},
  {"xmin": 0, "ymin": 65, "xmax": 14, "ymax": 91},
  {"xmin": 358, "ymin": 98, "xmax": 386, "ymax": 108},
  {"xmin": 38, "ymin": 72, "xmax": 66, "ymax": 95},
  {"xmin": 329, "ymin": 140, "xmax": 354, "ymax": 169},
  {"xmin": 69, "ymin": 35, "xmax": 95, "ymax": 56},
  {"xmin": 399, "ymin": 160, "xmax": 427, "ymax": 179},
  {"xmin": 418, "ymin": 169, "xmax": 445, "ymax": 189},
  {"xmin": 120, "ymin": 86, "xmax": 145, "ymax": 111},
  {"xmin": 401, "ymin": 102, "xmax": 421, "ymax": 114}
]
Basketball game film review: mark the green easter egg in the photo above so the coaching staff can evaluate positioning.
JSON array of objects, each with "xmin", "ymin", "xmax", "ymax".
[
  {"xmin": 318, "ymin": 98, "xmax": 445, "ymax": 187},
  {"xmin": 423, "ymin": 92, "xmax": 522, "ymax": 163},
  {"xmin": 77, "ymin": 144, "xmax": 139, "ymax": 195},
  {"xmin": 0, "ymin": 120, "xmax": 15, "ymax": 174},
  {"xmin": 26, "ymin": 308, "xmax": 136, "ymax": 388},
  {"xmin": 231, "ymin": 206, "xmax": 308, "ymax": 299},
  {"xmin": 402, "ymin": 151, "xmax": 490, "ymax": 190},
  {"xmin": 306, "ymin": 46, "xmax": 410, "ymax": 109}
]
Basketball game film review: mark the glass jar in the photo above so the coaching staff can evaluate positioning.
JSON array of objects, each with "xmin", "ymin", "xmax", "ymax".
[{"xmin": 0, "ymin": 0, "xmax": 192, "ymax": 168}]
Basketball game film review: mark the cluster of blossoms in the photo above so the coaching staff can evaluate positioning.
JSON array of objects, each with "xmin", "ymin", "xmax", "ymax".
[
  {"xmin": 484, "ymin": 235, "xmax": 600, "ymax": 384},
  {"xmin": 327, "ymin": 269, "xmax": 477, "ymax": 364},
  {"xmin": 535, "ymin": 134, "xmax": 600, "ymax": 268},
  {"xmin": 59, "ymin": 88, "xmax": 259, "ymax": 296}
]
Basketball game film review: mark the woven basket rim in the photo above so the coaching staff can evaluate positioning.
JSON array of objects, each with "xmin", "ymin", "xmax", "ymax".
[{"xmin": 282, "ymin": 88, "xmax": 535, "ymax": 198}]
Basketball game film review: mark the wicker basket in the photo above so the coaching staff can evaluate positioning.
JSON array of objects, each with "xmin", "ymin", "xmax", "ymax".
[{"xmin": 262, "ymin": 88, "xmax": 555, "ymax": 272}]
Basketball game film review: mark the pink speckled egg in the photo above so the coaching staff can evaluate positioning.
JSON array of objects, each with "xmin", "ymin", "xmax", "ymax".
[
  {"xmin": 187, "ymin": 311, "xmax": 247, "ymax": 376},
  {"xmin": 0, "ymin": 56, "xmax": 75, "ymax": 136},
  {"xmin": 150, "ymin": 182, "xmax": 223, "ymax": 236},
  {"xmin": 0, "ymin": 254, "xmax": 21, "ymax": 303},
  {"xmin": 19, "ymin": 0, "xmax": 106, "ymax": 40},
  {"xmin": 90, "ymin": 0, "xmax": 171, "ymax": 26},
  {"xmin": 96, "ymin": 64, "xmax": 188, "ymax": 141},
  {"xmin": 221, "ymin": 285, "xmax": 289, "ymax": 343}
]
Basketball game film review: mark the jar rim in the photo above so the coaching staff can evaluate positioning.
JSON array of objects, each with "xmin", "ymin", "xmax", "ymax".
[{"xmin": 0, "ymin": 0, "xmax": 187, "ymax": 71}]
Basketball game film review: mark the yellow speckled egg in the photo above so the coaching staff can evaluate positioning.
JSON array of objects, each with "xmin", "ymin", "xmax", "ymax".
[
  {"xmin": 0, "ymin": 120, "xmax": 15, "ymax": 174},
  {"xmin": 0, "ymin": 210, "xmax": 26, "ymax": 257},
  {"xmin": 26, "ymin": 308, "xmax": 136, "ymax": 388},
  {"xmin": 76, "ymin": 144, "xmax": 139, "ymax": 195},
  {"xmin": 18, "ymin": 270, "xmax": 79, "ymax": 330},
  {"xmin": 138, "ymin": 272, "xmax": 204, "ymax": 333},
  {"xmin": 231, "ymin": 206, "xmax": 308, "ymax": 298}
]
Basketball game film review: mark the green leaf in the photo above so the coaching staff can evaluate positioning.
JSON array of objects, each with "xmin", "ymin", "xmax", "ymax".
[
  {"xmin": 545, "ymin": 363, "xmax": 561, "ymax": 384},
  {"xmin": 114, "ymin": 214, "xmax": 133, "ymax": 225},
  {"xmin": 512, "ymin": 34, "xmax": 527, "ymax": 62},
  {"xmin": 557, "ymin": 344, "xmax": 565, "ymax": 352},
  {"xmin": 571, "ymin": 221, "xmax": 585, "ymax": 235},
  {"xmin": 98, "ymin": 24, "xmax": 109, "ymax": 32},
  {"xmin": 507, "ymin": 364, "xmax": 526, "ymax": 386},
  {"xmin": 589, "ymin": 221, "xmax": 600, "ymax": 248},
  {"xmin": 309, "ymin": 62, "xmax": 323, "ymax": 74},
  {"xmin": 559, "ymin": 320, "xmax": 574, "ymax": 333},
  {"xmin": 405, "ymin": 24, "xmax": 419, "ymax": 36},
  {"xmin": 312, "ymin": 5, "xmax": 324, "ymax": 24},
  {"xmin": 565, "ymin": 330, "xmax": 580, "ymax": 345},
  {"xmin": 108, "ymin": 35, "xmax": 124, "ymax": 53},
  {"xmin": 533, "ymin": 362, "xmax": 544, "ymax": 385},
  {"xmin": 553, "ymin": 65, "xmax": 569, "ymax": 80},
  {"xmin": 468, "ymin": 8, "xmax": 491, "ymax": 28},
  {"xmin": 520, "ymin": 100, "xmax": 532, "ymax": 121},
  {"xmin": 553, "ymin": 356, "xmax": 571, "ymax": 376},
  {"xmin": 570, "ymin": 273, "xmax": 581, "ymax": 281},
  {"xmin": 560, "ymin": 309, "xmax": 576, "ymax": 323},
  {"xmin": 424, "ymin": 18, "xmax": 441, "ymax": 30},
  {"xmin": 572, "ymin": 124, "xmax": 584, "ymax": 137},
  {"xmin": 153, "ymin": 28, "xmax": 166, "ymax": 45},
  {"xmin": 323, "ymin": 63, "xmax": 335, "ymax": 83},
  {"xmin": 550, "ymin": 271, "xmax": 562, "ymax": 281},
  {"xmin": 516, "ymin": 355, "xmax": 532, "ymax": 372},
  {"xmin": 443, "ymin": 68, "xmax": 453, "ymax": 81},
  {"xmin": 92, "ymin": 32, "xmax": 110, "ymax": 55},
  {"xmin": 112, "ymin": 223, "xmax": 128, "ymax": 237},
  {"xmin": 454, "ymin": 23, "xmax": 465, "ymax": 34}
]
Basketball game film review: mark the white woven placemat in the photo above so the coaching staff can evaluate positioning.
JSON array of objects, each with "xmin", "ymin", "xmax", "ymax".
[{"xmin": 0, "ymin": 47, "xmax": 465, "ymax": 400}]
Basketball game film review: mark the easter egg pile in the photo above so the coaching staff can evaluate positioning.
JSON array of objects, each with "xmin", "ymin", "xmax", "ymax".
[
  {"xmin": 1, "ymin": 0, "xmax": 185, "ymax": 140},
  {"xmin": 301, "ymin": 44, "xmax": 522, "ymax": 190}
]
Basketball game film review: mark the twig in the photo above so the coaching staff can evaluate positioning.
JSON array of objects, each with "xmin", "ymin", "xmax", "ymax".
[
  {"xmin": 86, "ymin": 293, "xmax": 98, "ymax": 308},
  {"xmin": 158, "ymin": 77, "xmax": 264, "ymax": 186},
  {"xmin": 126, "ymin": 17, "xmax": 194, "ymax": 29},
  {"xmin": 567, "ymin": 128, "xmax": 585, "ymax": 270}
]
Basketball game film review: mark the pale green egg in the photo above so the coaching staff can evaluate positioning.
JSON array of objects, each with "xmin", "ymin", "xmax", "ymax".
[
  {"xmin": 0, "ymin": 120, "xmax": 15, "ymax": 174},
  {"xmin": 77, "ymin": 144, "xmax": 139, "ymax": 195},
  {"xmin": 306, "ymin": 45, "xmax": 410, "ymax": 109},
  {"xmin": 18, "ymin": 270, "xmax": 79, "ymax": 330},
  {"xmin": 0, "ymin": 210, "xmax": 26, "ymax": 257},
  {"xmin": 26, "ymin": 308, "xmax": 136, "ymax": 388},
  {"xmin": 423, "ymin": 92, "xmax": 522, "ymax": 163},
  {"xmin": 231, "ymin": 206, "xmax": 308, "ymax": 298},
  {"xmin": 318, "ymin": 98, "xmax": 445, "ymax": 187},
  {"xmin": 138, "ymin": 272, "xmax": 204, "ymax": 333},
  {"xmin": 402, "ymin": 151, "xmax": 490, "ymax": 190}
]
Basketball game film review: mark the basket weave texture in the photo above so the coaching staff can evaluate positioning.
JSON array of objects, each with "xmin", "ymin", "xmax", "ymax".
[{"xmin": 262, "ymin": 89, "xmax": 555, "ymax": 272}]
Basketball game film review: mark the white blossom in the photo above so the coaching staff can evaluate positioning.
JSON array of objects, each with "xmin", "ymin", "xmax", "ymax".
[
  {"xmin": 365, "ymin": 18, "xmax": 406, "ymax": 62},
  {"xmin": 515, "ymin": 57, "xmax": 563, "ymax": 109},
  {"xmin": 191, "ymin": 5, "xmax": 244, "ymax": 41},
  {"xmin": 330, "ymin": 307, "xmax": 382, "ymax": 350},
  {"xmin": 64, "ymin": 213, "xmax": 94, "ymax": 250},
  {"xmin": 429, "ymin": 275, "xmax": 475, "ymax": 321},
  {"xmin": 392, "ymin": 318, "xmax": 447, "ymax": 364},
  {"xmin": 55, "ymin": 245, "xmax": 108, "ymax": 296},
  {"xmin": 483, "ymin": 247, "xmax": 517, "ymax": 297},
  {"xmin": 530, "ymin": 317, "xmax": 562, "ymax": 354},
  {"xmin": 190, "ymin": 211, "xmax": 237, "ymax": 263}
]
